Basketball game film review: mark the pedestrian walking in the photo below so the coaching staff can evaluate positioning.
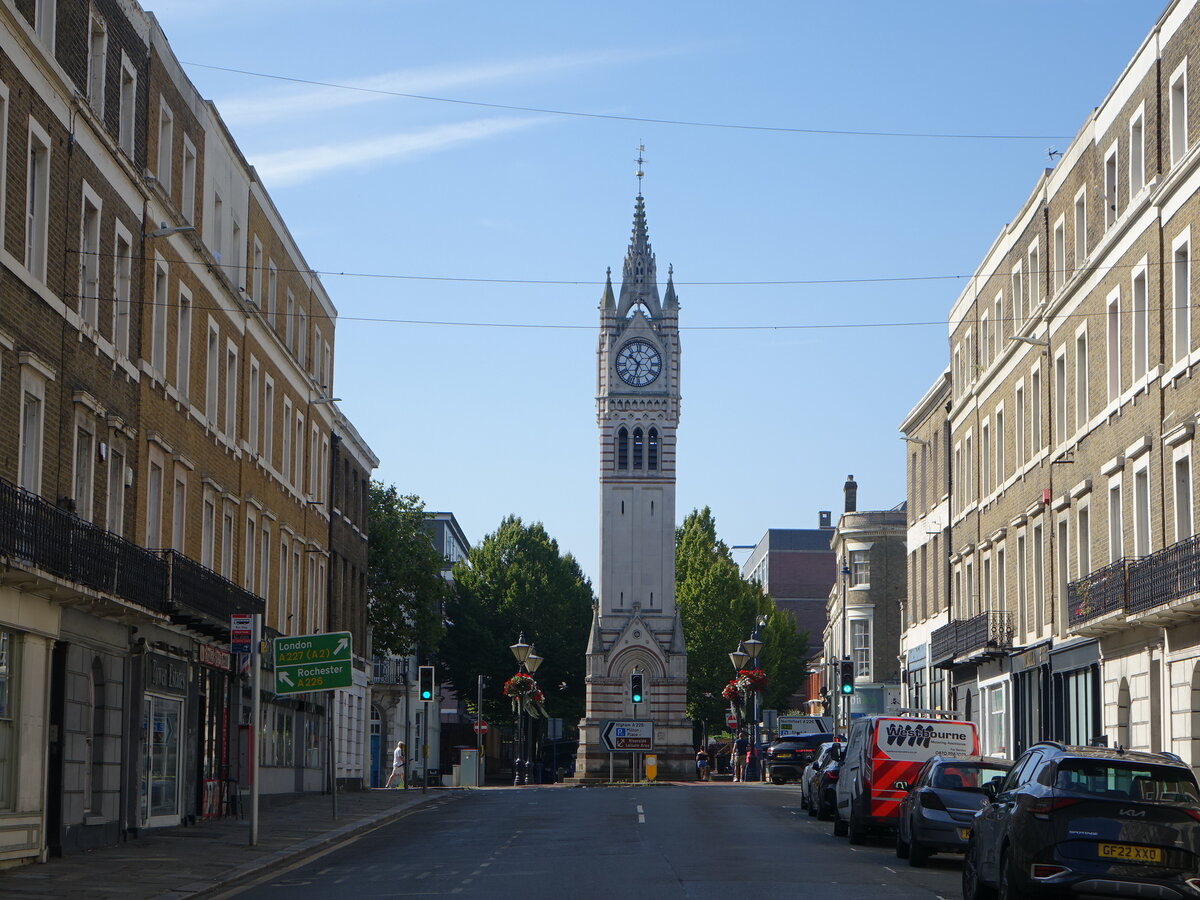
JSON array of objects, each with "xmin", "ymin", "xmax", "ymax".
[
  {"xmin": 385, "ymin": 740, "xmax": 406, "ymax": 788},
  {"xmin": 695, "ymin": 747, "xmax": 710, "ymax": 781},
  {"xmin": 733, "ymin": 731, "xmax": 748, "ymax": 782}
]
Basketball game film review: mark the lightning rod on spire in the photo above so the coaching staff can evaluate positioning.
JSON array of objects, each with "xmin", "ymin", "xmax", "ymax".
[{"xmin": 635, "ymin": 143, "xmax": 646, "ymax": 193}]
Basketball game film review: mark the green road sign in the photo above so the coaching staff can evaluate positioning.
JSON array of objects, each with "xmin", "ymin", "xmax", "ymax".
[{"xmin": 274, "ymin": 631, "xmax": 353, "ymax": 694}]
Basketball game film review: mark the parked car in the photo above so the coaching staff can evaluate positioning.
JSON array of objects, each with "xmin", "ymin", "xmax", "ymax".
[
  {"xmin": 834, "ymin": 714, "xmax": 979, "ymax": 844},
  {"xmin": 803, "ymin": 742, "xmax": 843, "ymax": 820},
  {"xmin": 895, "ymin": 754, "xmax": 1011, "ymax": 866},
  {"xmin": 963, "ymin": 742, "xmax": 1200, "ymax": 900},
  {"xmin": 766, "ymin": 732, "xmax": 836, "ymax": 784}
]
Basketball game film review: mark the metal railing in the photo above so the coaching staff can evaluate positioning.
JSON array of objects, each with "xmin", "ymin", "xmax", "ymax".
[
  {"xmin": 955, "ymin": 609, "xmax": 1014, "ymax": 655},
  {"xmin": 372, "ymin": 657, "xmax": 408, "ymax": 684},
  {"xmin": 930, "ymin": 621, "xmax": 957, "ymax": 663},
  {"xmin": 164, "ymin": 550, "xmax": 264, "ymax": 620},
  {"xmin": 1067, "ymin": 558, "xmax": 1128, "ymax": 627},
  {"xmin": 1127, "ymin": 532, "xmax": 1200, "ymax": 615},
  {"xmin": 0, "ymin": 477, "xmax": 170, "ymax": 613}
]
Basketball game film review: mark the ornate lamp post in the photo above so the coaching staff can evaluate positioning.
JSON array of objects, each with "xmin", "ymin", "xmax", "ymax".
[
  {"xmin": 744, "ymin": 618, "xmax": 766, "ymax": 781},
  {"xmin": 509, "ymin": 634, "xmax": 531, "ymax": 785}
]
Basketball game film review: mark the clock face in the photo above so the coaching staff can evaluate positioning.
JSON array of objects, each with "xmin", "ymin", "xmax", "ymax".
[{"xmin": 615, "ymin": 339, "xmax": 662, "ymax": 387}]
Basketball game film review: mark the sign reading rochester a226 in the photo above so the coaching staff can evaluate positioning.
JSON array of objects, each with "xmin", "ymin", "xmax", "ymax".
[
  {"xmin": 273, "ymin": 631, "xmax": 353, "ymax": 694},
  {"xmin": 599, "ymin": 720, "xmax": 655, "ymax": 752}
]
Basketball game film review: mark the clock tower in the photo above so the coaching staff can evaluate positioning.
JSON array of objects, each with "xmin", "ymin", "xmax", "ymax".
[{"xmin": 574, "ymin": 192, "xmax": 691, "ymax": 779}]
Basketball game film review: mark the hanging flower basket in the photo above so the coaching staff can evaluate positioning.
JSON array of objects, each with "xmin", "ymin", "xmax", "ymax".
[
  {"xmin": 736, "ymin": 668, "xmax": 769, "ymax": 693},
  {"xmin": 503, "ymin": 672, "xmax": 535, "ymax": 698},
  {"xmin": 722, "ymin": 680, "xmax": 744, "ymax": 702}
]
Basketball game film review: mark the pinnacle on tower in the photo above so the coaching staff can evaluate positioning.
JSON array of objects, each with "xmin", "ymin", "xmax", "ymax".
[{"xmin": 616, "ymin": 194, "xmax": 662, "ymax": 319}]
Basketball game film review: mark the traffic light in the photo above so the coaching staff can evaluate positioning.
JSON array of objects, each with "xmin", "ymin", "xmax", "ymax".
[
  {"xmin": 839, "ymin": 659, "xmax": 855, "ymax": 695},
  {"xmin": 418, "ymin": 665, "xmax": 435, "ymax": 702},
  {"xmin": 630, "ymin": 672, "xmax": 644, "ymax": 703}
]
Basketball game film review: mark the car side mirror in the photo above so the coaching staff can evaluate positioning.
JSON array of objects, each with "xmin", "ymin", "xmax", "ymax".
[{"xmin": 982, "ymin": 781, "xmax": 998, "ymax": 801}]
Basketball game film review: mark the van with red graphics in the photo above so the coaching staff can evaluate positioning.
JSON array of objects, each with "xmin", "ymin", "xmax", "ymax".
[{"xmin": 833, "ymin": 712, "xmax": 979, "ymax": 845}]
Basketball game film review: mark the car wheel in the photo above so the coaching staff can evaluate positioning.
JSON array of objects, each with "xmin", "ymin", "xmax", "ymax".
[
  {"xmin": 962, "ymin": 838, "xmax": 997, "ymax": 900},
  {"xmin": 799, "ymin": 788, "xmax": 808, "ymax": 808},
  {"xmin": 895, "ymin": 823, "xmax": 910, "ymax": 859},
  {"xmin": 908, "ymin": 836, "xmax": 930, "ymax": 867},
  {"xmin": 772, "ymin": 776, "xmax": 786, "ymax": 785},
  {"xmin": 847, "ymin": 810, "xmax": 867, "ymax": 845},
  {"xmin": 997, "ymin": 849, "xmax": 1020, "ymax": 900},
  {"xmin": 807, "ymin": 792, "xmax": 818, "ymax": 816},
  {"xmin": 816, "ymin": 794, "xmax": 832, "ymax": 821},
  {"xmin": 833, "ymin": 813, "xmax": 848, "ymax": 837}
]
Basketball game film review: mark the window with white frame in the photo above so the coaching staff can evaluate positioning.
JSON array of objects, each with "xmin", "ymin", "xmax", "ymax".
[
  {"xmin": 156, "ymin": 100, "xmax": 173, "ymax": 193},
  {"xmin": 78, "ymin": 187, "xmax": 101, "ymax": 327},
  {"xmin": 1171, "ymin": 61, "xmax": 1188, "ymax": 167},
  {"xmin": 87, "ymin": 13, "xmax": 106, "ymax": 118},
  {"xmin": 1104, "ymin": 142, "xmax": 1119, "ymax": 228},
  {"xmin": 205, "ymin": 322, "xmax": 219, "ymax": 426},
  {"xmin": 282, "ymin": 399, "xmax": 293, "ymax": 482},
  {"xmin": 118, "ymin": 54, "xmax": 135, "ymax": 156},
  {"xmin": 19, "ymin": 363, "xmax": 49, "ymax": 493},
  {"xmin": 1055, "ymin": 350, "xmax": 1068, "ymax": 444},
  {"xmin": 259, "ymin": 520, "xmax": 271, "ymax": 601},
  {"xmin": 146, "ymin": 459, "xmax": 163, "ymax": 548},
  {"xmin": 1031, "ymin": 364, "xmax": 1043, "ymax": 452},
  {"xmin": 35, "ymin": 0, "xmax": 57, "ymax": 50},
  {"xmin": 0, "ymin": 631, "xmax": 17, "ymax": 808},
  {"xmin": 1077, "ymin": 499, "xmax": 1092, "ymax": 579},
  {"xmin": 285, "ymin": 290, "xmax": 295, "ymax": 349},
  {"xmin": 1130, "ymin": 108, "xmax": 1145, "ymax": 195},
  {"xmin": 965, "ymin": 431, "xmax": 975, "ymax": 502},
  {"xmin": 1106, "ymin": 288, "xmax": 1121, "ymax": 402},
  {"xmin": 1012, "ymin": 263, "xmax": 1024, "ymax": 325},
  {"xmin": 1133, "ymin": 460, "xmax": 1151, "ymax": 557},
  {"xmin": 113, "ymin": 225, "xmax": 132, "ymax": 355},
  {"xmin": 1016, "ymin": 532, "xmax": 1028, "ymax": 637},
  {"xmin": 249, "ymin": 360, "xmax": 260, "ymax": 455},
  {"xmin": 996, "ymin": 544, "xmax": 1007, "ymax": 616},
  {"xmin": 25, "ymin": 121, "xmax": 51, "ymax": 281},
  {"xmin": 1132, "ymin": 264, "xmax": 1149, "ymax": 381},
  {"xmin": 982, "ymin": 553, "xmax": 992, "ymax": 611},
  {"xmin": 983, "ymin": 682, "xmax": 1007, "ymax": 756},
  {"xmin": 982, "ymin": 420, "xmax": 992, "ymax": 495},
  {"xmin": 1173, "ymin": 232, "xmax": 1191, "ymax": 363},
  {"xmin": 1032, "ymin": 521, "xmax": 1046, "ymax": 633},
  {"xmin": 201, "ymin": 488, "xmax": 216, "ymax": 569},
  {"xmin": 1109, "ymin": 477, "xmax": 1124, "ymax": 562},
  {"xmin": 151, "ymin": 262, "xmax": 168, "ymax": 375},
  {"xmin": 294, "ymin": 412, "xmax": 304, "ymax": 492},
  {"xmin": 849, "ymin": 548, "xmax": 870, "ymax": 587},
  {"xmin": 1057, "ymin": 515, "xmax": 1070, "ymax": 629},
  {"xmin": 267, "ymin": 263, "xmax": 278, "ymax": 327},
  {"xmin": 181, "ymin": 137, "xmax": 196, "ymax": 224},
  {"xmin": 211, "ymin": 192, "xmax": 223, "ymax": 261},
  {"xmin": 993, "ymin": 295, "xmax": 1003, "ymax": 358},
  {"xmin": 244, "ymin": 511, "xmax": 256, "ymax": 590},
  {"xmin": 171, "ymin": 474, "xmax": 186, "ymax": 551},
  {"xmin": 1028, "ymin": 243, "xmax": 1041, "ymax": 310},
  {"xmin": 980, "ymin": 313, "xmax": 990, "ymax": 368},
  {"xmin": 964, "ymin": 558, "xmax": 975, "ymax": 617},
  {"xmin": 105, "ymin": 443, "xmax": 125, "ymax": 535},
  {"xmin": 176, "ymin": 287, "xmax": 191, "ymax": 399},
  {"xmin": 1053, "ymin": 216, "xmax": 1066, "ymax": 293},
  {"xmin": 73, "ymin": 420, "xmax": 95, "ymax": 521},
  {"xmin": 264, "ymin": 378, "xmax": 275, "ymax": 465},
  {"xmin": 1075, "ymin": 329, "xmax": 1089, "ymax": 426},
  {"xmin": 1074, "ymin": 189, "xmax": 1087, "ymax": 267},
  {"xmin": 250, "ymin": 239, "xmax": 263, "ymax": 306},
  {"xmin": 1015, "ymin": 383, "xmax": 1025, "ymax": 466},
  {"xmin": 224, "ymin": 342, "xmax": 238, "ymax": 439},
  {"xmin": 995, "ymin": 406, "xmax": 1005, "ymax": 485},
  {"xmin": 291, "ymin": 546, "xmax": 301, "ymax": 633},
  {"xmin": 221, "ymin": 505, "xmax": 233, "ymax": 579},
  {"xmin": 1175, "ymin": 450, "xmax": 1194, "ymax": 542},
  {"xmin": 297, "ymin": 309, "xmax": 308, "ymax": 370},
  {"xmin": 851, "ymin": 618, "xmax": 871, "ymax": 679}
]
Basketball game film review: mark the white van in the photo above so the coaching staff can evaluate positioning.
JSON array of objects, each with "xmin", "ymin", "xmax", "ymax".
[{"xmin": 833, "ymin": 714, "xmax": 978, "ymax": 844}]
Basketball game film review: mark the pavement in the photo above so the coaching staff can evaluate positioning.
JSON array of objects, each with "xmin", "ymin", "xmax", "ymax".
[{"xmin": 0, "ymin": 786, "xmax": 452, "ymax": 900}]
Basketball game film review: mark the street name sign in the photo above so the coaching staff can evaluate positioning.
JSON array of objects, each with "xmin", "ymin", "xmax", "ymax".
[
  {"xmin": 600, "ymin": 719, "xmax": 655, "ymax": 752},
  {"xmin": 274, "ymin": 631, "xmax": 352, "ymax": 694}
]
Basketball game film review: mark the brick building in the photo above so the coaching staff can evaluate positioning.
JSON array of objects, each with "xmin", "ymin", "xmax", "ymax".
[
  {"xmin": 901, "ymin": 0, "xmax": 1200, "ymax": 773},
  {"xmin": 0, "ymin": 0, "xmax": 374, "ymax": 864}
]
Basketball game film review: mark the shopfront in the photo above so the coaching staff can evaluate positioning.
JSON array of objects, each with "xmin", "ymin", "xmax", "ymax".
[
  {"xmin": 140, "ymin": 652, "xmax": 188, "ymax": 829},
  {"xmin": 196, "ymin": 643, "xmax": 232, "ymax": 818},
  {"xmin": 1011, "ymin": 642, "xmax": 1050, "ymax": 757},
  {"xmin": 1050, "ymin": 639, "xmax": 1101, "ymax": 746}
]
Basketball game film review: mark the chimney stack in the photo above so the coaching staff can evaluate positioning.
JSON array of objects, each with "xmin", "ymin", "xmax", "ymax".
[
  {"xmin": 818, "ymin": 510, "xmax": 832, "ymax": 528},
  {"xmin": 843, "ymin": 475, "xmax": 858, "ymax": 513}
]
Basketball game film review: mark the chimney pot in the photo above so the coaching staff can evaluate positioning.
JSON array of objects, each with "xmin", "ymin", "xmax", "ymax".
[{"xmin": 843, "ymin": 475, "xmax": 858, "ymax": 513}]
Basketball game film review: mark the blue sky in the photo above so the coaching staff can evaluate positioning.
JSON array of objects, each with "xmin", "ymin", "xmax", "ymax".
[{"xmin": 147, "ymin": 0, "xmax": 1166, "ymax": 584}]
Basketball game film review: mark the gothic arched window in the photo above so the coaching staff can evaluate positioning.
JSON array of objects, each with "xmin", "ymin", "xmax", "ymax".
[
  {"xmin": 633, "ymin": 428, "xmax": 644, "ymax": 470},
  {"xmin": 648, "ymin": 428, "xmax": 659, "ymax": 471},
  {"xmin": 617, "ymin": 427, "xmax": 629, "ymax": 470}
]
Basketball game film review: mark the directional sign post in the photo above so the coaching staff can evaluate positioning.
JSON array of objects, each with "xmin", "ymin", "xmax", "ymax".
[
  {"xmin": 599, "ymin": 720, "xmax": 655, "ymax": 752},
  {"xmin": 274, "ymin": 631, "xmax": 353, "ymax": 694}
]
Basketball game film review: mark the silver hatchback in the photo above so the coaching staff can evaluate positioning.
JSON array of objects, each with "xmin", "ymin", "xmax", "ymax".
[{"xmin": 896, "ymin": 755, "xmax": 1011, "ymax": 866}]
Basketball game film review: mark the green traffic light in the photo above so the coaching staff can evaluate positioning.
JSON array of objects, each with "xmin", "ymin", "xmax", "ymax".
[{"xmin": 841, "ymin": 683, "xmax": 854, "ymax": 695}]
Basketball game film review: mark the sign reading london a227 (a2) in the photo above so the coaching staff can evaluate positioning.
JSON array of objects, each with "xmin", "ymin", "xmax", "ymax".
[{"xmin": 273, "ymin": 632, "xmax": 353, "ymax": 694}]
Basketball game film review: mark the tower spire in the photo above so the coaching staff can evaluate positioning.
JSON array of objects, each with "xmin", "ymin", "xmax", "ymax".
[{"xmin": 616, "ymin": 193, "xmax": 661, "ymax": 319}]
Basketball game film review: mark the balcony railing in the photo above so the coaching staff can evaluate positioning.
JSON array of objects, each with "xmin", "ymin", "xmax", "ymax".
[
  {"xmin": 1067, "ymin": 558, "xmax": 1128, "ymax": 627},
  {"xmin": 0, "ymin": 477, "xmax": 170, "ymax": 614},
  {"xmin": 956, "ymin": 610, "xmax": 1014, "ymax": 656},
  {"xmin": 1127, "ymin": 533, "xmax": 1200, "ymax": 615},
  {"xmin": 165, "ymin": 550, "xmax": 265, "ymax": 622},
  {"xmin": 372, "ymin": 658, "xmax": 408, "ymax": 684},
  {"xmin": 930, "ymin": 621, "xmax": 957, "ymax": 664}
]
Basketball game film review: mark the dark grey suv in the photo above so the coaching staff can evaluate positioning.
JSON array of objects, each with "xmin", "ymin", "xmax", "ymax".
[{"xmin": 963, "ymin": 741, "xmax": 1200, "ymax": 900}]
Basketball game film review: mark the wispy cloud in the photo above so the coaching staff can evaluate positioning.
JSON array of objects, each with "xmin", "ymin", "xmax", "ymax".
[
  {"xmin": 250, "ymin": 116, "xmax": 542, "ymax": 187},
  {"xmin": 213, "ymin": 48, "xmax": 685, "ymax": 126}
]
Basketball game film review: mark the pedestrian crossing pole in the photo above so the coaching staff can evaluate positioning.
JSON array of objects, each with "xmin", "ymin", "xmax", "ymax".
[{"xmin": 250, "ymin": 613, "xmax": 261, "ymax": 847}]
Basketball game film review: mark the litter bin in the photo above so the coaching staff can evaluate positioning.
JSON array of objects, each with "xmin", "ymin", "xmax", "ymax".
[{"xmin": 425, "ymin": 767, "xmax": 440, "ymax": 787}]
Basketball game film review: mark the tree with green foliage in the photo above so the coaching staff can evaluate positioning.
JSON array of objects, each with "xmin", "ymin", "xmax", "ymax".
[
  {"xmin": 440, "ymin": 516, "xmax": 594, "ymax": 727},
  {"xmin": 367, "ymin": 484, "xmax": 450, "ymax": 657},
  {"xmin": 675, "ymin": 507, "xmax": 808, "ymax": 730}
]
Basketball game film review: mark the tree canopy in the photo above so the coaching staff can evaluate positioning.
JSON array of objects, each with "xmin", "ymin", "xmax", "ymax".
[
  {"xmin": 367, "ymin": 484, "xmax": 450, "ymax": 657},
  {"xmin": 440, "ymin": 515, "xmax": 594, "ymax": 727},
  {"xmin": 675, "ymin": 507, "xmax": 808, "ymax": 728}
]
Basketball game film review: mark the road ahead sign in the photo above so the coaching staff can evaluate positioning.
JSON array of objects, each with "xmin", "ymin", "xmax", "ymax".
[
  {"xmin": 600, "ymin": 720, "xmax": 654, "ymax": 752},
  {"xmin": 274, "ymin": 631, "xmax": 352, "ymax": 694}
]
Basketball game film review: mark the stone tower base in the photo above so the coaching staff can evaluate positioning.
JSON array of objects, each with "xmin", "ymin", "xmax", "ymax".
[{"xmin": 573, "ymin": 719, "xmax": 695, "ymax": 781}]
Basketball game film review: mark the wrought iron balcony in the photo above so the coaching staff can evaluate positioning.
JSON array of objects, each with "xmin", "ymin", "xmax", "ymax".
[
  {"xmin": 1127, "ymin": 532, "xmax": 1200, "ymax": 619},
  {"xmin": 372, "ymin": 657, "xmax": 408, "ymax": 685},
  {"xmin": 930, "ymin": 621, "xmax": 958, "ymax": 666},
  {"xmin": 0, "ymin": 477, "xmax": 170, "ymax": 614},
  {"xmin": 165, "ymin": 550, "xmax": 264, "ymax": 633},
  {"xmin": 955, "ymin": 610, "xmax": 1014, "ymax": 657},
  {"xmin": 1067, "ymin": 558, "xmax": 1128, "ymax": 628}
]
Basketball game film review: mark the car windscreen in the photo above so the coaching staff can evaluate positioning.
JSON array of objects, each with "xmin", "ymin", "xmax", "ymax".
[
  {"xmin": 1053, "ymin": 760, "xmax": 1200, "ymax": 803},
  {"xmin": 930, "ymin": 762, "xmax": 1010, "ymax": 790},
  {"xmin": 773, "ymin": 734, "xmax": 834, "ymax": 751}
]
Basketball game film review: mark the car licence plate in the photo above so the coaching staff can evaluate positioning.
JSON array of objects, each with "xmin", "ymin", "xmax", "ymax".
[
  {"xmin": 775, "ymin": 752, "xmax": 792, "ymax": 759},
  {"xmin": 957, "ymin": 828, "xmax": 972, "ymax": 841},
  {"xmin": 1098, "ymin": 843, "xmax": 1162, "ymax": 863}
]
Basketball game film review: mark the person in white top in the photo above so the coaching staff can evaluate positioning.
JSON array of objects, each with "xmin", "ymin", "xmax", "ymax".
[{"xmin": 385, "ymin": 740, "xmax": 406, "ymax": 788}]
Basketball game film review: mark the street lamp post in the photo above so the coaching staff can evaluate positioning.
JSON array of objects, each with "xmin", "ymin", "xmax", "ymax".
[
  {"xmin": 729, "ymin": 644, "xmax": 749, "ymax": 781},
  {"xmin": 744, "ymin": 617, "xmax": 766, "ymax": 782},
  {"xmin": 509, "ymin": 634, "xmax": 544, "ymax": 786}
]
